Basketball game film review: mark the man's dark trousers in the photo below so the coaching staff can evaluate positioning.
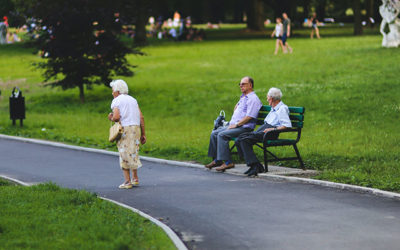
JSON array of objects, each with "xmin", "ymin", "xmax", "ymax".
[{"xmin": 236, "ymin": 123, "xmax": 278, "ymax": 166}]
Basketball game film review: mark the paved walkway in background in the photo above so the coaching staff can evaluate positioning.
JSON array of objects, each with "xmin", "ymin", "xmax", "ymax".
[{"xmin": 1, "ymin": 137, "xmax": 400, "ymax": 250}]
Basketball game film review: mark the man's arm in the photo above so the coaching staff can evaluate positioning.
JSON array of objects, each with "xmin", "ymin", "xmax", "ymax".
[
  {"xmin": 287, "ymin": 22, "xmax": 291, "ymax": 37},
  {"xmin": 263, "ymin": 126, "xmax": 286, "ymax": 133},
  {"xmin": 228, "ymin": 116, "xmax": 252, "ymax": 129}
]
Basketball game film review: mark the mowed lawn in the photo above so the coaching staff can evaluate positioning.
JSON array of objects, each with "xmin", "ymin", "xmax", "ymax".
[{"xmin": 0, "ymin": 25, "xmax": 399, "ymax": 191}]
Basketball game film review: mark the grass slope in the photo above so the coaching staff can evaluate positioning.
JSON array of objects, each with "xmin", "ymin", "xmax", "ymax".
[
  {"xmin": 0, "ymin": 180, "xmax": 175, "ymax": 249},
  {"xmin": 0, "ymin": 25, "xmax": 399, "ymax": 191}
]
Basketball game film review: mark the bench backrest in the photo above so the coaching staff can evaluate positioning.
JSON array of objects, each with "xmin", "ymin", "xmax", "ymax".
[{"xmin": 256, "ymin": 105, "xmax": 305, "ymax": 128}]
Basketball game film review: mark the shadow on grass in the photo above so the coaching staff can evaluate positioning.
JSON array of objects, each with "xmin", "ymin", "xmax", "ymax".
[{"xmin": 0, "ymin": 43, "xmax": 37, "ymax": 56}]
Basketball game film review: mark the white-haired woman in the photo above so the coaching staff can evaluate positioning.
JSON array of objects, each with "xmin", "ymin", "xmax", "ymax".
[{"xmin": 108, "ymin": 79, "xmax": 146, "ymax": 189}]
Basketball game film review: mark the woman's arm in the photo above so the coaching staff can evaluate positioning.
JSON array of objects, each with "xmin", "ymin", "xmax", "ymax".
[
  {"xmin": 139, "ymin": 107, "xmax": 146, "ymax": 145},
  {"xmin": 108, "ymin": 107, "xmax": 121, "ymax": 122}
]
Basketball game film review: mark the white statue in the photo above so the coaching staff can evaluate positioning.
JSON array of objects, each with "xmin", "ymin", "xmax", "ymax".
[{"xmin": 380, "ymin": 0, "xmax": 400, "ymax": 47}]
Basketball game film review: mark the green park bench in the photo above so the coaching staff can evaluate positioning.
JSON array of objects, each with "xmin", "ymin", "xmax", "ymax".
[{"xmin": 231, "ymin": 105, "xmax": 305, "ymax": 172}]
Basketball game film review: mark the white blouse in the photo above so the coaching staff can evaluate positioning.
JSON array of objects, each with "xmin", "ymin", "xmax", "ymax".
[{"xmin": 111, "ymin": 94, "xmax": 140, "ymax": 127}]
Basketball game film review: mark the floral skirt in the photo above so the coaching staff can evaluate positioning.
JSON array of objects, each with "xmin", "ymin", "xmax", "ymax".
[{"xmin": 116, "ymin": 125, "xmax": 142, "ymax": 170}]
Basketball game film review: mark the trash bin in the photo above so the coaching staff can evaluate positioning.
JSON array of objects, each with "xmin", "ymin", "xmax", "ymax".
[{"xmin": 9, "ymin": 87, "xmax": 25, "ymax": 126}]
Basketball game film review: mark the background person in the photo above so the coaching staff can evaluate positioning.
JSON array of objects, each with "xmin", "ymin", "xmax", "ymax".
[
  {"xmin": 205, "ymin": 76, "xmax": 262, "ymax": 172},
  {"xmin": 0, "ymin": 17, "xmax": 8, "ymax": 45},
  {"xmin": 271, "ymin": 17, "xmax": 284, "ymax": 55},
  {"xmin": 310, "ymin": 12, "xmax": 321, "ymax": 39},
  {"xmin": 236, "ymin": 87, "xmax": 292, "ymax": 177},
  {"xmin": 282, "ymin": 13, "xmax": 293, "ymax": 53},
  {"xmin": 108, "ymin": 79, "xmax": 146, "ymax": 189}
]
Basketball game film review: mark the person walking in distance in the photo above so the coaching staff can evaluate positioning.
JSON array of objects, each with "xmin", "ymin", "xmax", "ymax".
[
  {"xmin": 282, "ymin": 13, "xmax": 293, "ymax": 53},
  {"xmin": 271, "ymin": 17, "xmax": 284, "ymax": 55},
  {"xmin": 310, "ymin": 12, "xmax": 321, "ymax": 39}
]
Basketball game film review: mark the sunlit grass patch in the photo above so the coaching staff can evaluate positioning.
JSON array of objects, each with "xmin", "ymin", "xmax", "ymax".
[{"xmin": 0, "ymin": 181, "xmax": 175, "ymax": 249}]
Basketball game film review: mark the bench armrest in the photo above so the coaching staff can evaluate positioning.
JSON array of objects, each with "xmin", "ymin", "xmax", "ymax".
[
  {"xmin": 262, "ymin": 127, "xmax": 301, "ymax": 145},
  {"xmin": 277, "ymin": 128, "xmax": 299, "ymax": 133}
]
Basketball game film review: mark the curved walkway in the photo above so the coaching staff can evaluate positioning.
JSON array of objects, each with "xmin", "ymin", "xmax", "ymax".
[{"xmin": 1, "ymin": 136, "xmax": 400, "ymax": 250}]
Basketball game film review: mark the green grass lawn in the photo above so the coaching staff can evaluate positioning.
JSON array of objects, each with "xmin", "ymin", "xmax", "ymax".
[
  {"xmin": 0, "ymin": 179, "xmax": 175, "ymax": 249},
  {"xmin": 0, "ymin": 25, "xmax": 399, "ymax": 191}
]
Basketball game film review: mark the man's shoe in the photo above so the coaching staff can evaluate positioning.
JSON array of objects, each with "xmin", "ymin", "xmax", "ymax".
[
  {"xmin": 215, "ymin": 163, "xmax": 235, "ymax": 172},
  {"xmin": 257, "ymin": 163, "xmax": 265, "ymax": 173},
  {"xmin": 205, "ymin": 161, "xmax": 220, "ymax": 169},
  {"xmin": 247, "ymin": 167, "xmax": 258, "ymax": 177},
  {"xmin": 244, "ymin": 166, "xmax": 253, "ymax": 175},
  {"xmin": 248, "ymin": 163, "xmax": 263, "ymax": 177}
]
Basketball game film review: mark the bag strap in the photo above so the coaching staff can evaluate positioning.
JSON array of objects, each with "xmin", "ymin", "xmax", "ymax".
[
  {"xmin": 219, "ymin": 110, "xmax": 225, "ymax": 117},
  {"xmin": 110, "ymin": 121, "xmax": 121, "ymax": 127},
  {"xmin": 11, "ymin": 87, "xmax": 22, "ymax": 98}
]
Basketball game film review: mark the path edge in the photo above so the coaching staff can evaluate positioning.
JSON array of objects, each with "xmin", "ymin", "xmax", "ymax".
[{"xmin": 1, "ymin": 133, "xmax": 400, "ymax": 201}]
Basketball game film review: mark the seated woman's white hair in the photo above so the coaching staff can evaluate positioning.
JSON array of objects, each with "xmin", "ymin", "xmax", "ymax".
[
  {"xmin": 110, "ymin": 79, "xmax": 129, "ymax": 94},
  {"xmin": 267, "ymin": 87, "xmax": 282, "ymax": 101}
]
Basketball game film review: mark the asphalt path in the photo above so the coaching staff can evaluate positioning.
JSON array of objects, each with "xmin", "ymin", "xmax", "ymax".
[{"xmin": 1, "ymin": 138, "xmax": 400, "ymax": 250}]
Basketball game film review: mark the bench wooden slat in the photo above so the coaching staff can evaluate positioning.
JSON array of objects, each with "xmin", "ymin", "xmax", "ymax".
[
  {"xmin": 289, "ymin": 106, "xmax": 305, "ymax": 114},
  {"xmin": 291, "ymin": 121, "xmax": 303, "ymax": 128},
  {"xmin": 257, "ymin": 113, "xmax": 304, "ymax": 122},
  {"xmin": 260, "ymin": 105, "xmax": 305, "ymax": 114}
]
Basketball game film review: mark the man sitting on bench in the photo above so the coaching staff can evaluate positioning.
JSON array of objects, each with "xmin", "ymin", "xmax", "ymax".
[
  {"xmin": 236, "ymin": 87, "xmax": 292, "ymax": 177},
  {"xmin": 205, "ymin": 76, "xmax": 262, "ymax": 172}
]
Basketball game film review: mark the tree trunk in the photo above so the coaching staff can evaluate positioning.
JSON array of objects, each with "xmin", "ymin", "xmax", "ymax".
[
  {"xmin": 134, "ymin": 0, "xmax": 148, "ymax": 45},
  {"xmin": 303, "ymin": 0, "xmax": 311, "ymax": 20},
  {"xmin": 246, "ymin": 0, "xmax": 264, "ymax": 31},
  {"xmin": 210, "ymin": 0, "xmax": 225, "ymax": 23},
  {"xmin": 353, "ymin": 0, "xmax": 363, "ymax": 35},
  {"xmin": 316, "ymin": 0, "xmax": 327, "ymax": 21},
  {"xmin": 274, "ymin": 0, "xmax": 294, "ymax": 22},
  {"xmin": 233, "ymin": 0, "xmax": 245, "ymax": 23},
  {"xmin": 79, "ymin": 84, "xmax": 85, "ymax": 103},
  {"xmin": 367, "ymin": 0, "xmax": 375, "ymax": 28}
]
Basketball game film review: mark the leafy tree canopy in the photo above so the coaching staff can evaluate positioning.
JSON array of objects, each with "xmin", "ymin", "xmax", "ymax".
[{"xmin": 14, "ymin": 0, "xmax": 142, "ymax": 102}]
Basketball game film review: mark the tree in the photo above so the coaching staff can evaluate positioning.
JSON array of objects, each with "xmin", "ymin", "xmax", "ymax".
[
  {"xmin": 0, "ymin": 0, "xmax": 14, "ymax": 18},
  {"xmin": 14, "ymin": 0, "xmax": 141, "ymax": 103},
  {"xmin": 303, "ymin": 0, "xmax": 311, "ymax": 20},
  {"xmin": 120, "ymin": 0, "xmax": 151, "ymax": 45},
  {"xmin": 246, "ymin": 0, "xmax": 265, "ymax": 30},
  {"xmin": 353, "ymin": 0, "xmax": 363, "ymax": 35},
  {"xmin": 134, "ymin": 0, "xmax": 149, "ymax": 45},
  {"xmin": 316, "ymin": 0, "xmax": 327, "ymax": 20}
]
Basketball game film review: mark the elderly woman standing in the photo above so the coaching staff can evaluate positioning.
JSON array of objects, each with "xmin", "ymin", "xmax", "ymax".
[{"xmin": 108, "ymin": 79, "xmax": 146, "ymax": 189}]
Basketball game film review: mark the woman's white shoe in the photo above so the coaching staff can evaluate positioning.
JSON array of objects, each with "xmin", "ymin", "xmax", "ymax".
[{"xmin": 118, "ymin": 182, "xmax": 133, "ymax": 189}]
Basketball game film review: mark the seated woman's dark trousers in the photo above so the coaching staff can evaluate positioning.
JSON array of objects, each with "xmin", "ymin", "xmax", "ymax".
[{"xmin": 236, "ymin": 123, "xmax": 278, "ymax": 166}]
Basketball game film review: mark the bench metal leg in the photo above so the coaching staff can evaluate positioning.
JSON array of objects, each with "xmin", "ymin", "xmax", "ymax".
[
  {"xmin": 293, "ymin": 144, "xmax": 305, "ymax": 169},
  {"xmin": 263, "ymin": 147, "xmax": 268, "ymax": 172},
  {"xmin": 229, "ymin": 143, "xmax": 236, "ymax": 152}
]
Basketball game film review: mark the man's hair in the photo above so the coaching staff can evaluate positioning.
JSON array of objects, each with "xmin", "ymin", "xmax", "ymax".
[
  {"xmin": 244, "ymin": 76, "xmax": 254, "ymax": 88},
  {"xmin": 267, "ymin": 87, "xmax": 282, "ymax": 101}
]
